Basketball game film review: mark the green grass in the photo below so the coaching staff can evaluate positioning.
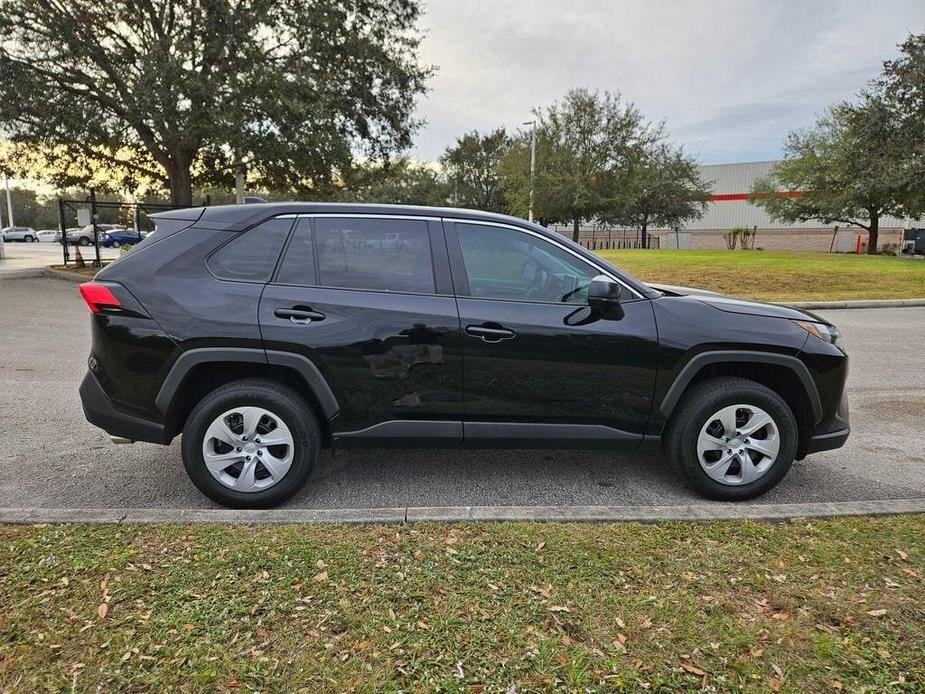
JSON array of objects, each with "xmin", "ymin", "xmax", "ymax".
[
  {"xmin": 597, "ymin": 250, "xmax": 925, "ymax": 301},
  {"xmin": 2, "ymin": 517, "xmax": 924, "ymax": 692}
]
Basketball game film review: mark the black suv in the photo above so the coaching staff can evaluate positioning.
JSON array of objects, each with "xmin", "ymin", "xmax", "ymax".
[{"xmin": 78, "ymin": 203, "xmax": 849, "ymax": 508}]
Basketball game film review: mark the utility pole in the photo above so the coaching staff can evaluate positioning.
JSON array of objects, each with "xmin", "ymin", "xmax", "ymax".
[{"xmin": 522, "ymin": 120, "xmax": 537, "ymax": 223}]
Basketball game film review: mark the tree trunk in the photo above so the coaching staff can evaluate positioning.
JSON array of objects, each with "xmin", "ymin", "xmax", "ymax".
[
  {"xmin": 867, "ymin": 212, "xmax": 879, "ymax": 254},
  {"xmin": 166, "ymin": 157, "xmax": 193, "ymax": 207},
  {"xmin": 572, "ymin": 214, "xmax": 580, "ymax": 243},
  {"xmin": 640, "ymin": 222, "xmax": 648, "ymax": 249}
]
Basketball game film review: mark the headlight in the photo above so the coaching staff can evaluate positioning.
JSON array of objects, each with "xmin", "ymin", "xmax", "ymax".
[{"xmin": 795, "ymin": 320, "xmax": 842, "ymax": 348}]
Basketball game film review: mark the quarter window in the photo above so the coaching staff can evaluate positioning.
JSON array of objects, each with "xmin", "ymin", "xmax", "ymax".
[
  {"xmin": 456, "ymin": 223, "xmax": 601, "ymax": 304},
  {"xmin": 315, "ymin": 217, "xmax": 434, "ymax": 294},
  {"xmin": 207, "ymin": 217, "xmax": 292, "ymax": 282},
  {"xmin": 275, "ymin": 218, "xmax": 316, "ymax": 286}
]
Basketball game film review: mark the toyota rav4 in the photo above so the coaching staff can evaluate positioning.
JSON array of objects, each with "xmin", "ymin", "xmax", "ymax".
[{"xmin": 78, "ymin": 203, "xmax": 849, "ymax": 508}]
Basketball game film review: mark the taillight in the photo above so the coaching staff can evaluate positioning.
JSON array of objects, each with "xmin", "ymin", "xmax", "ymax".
[{"xmin": 79, "ymin": 282, "xmax": 121, "ymax": 314}]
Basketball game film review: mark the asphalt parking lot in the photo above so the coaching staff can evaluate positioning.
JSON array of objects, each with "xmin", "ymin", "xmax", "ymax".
[
  {"xmin": 2, "ymin": 275, "xmax": 924, "ymax": 512},
  {"xmin": 0, "ymin": 241, "xmax": 119, "ymax": 276}
]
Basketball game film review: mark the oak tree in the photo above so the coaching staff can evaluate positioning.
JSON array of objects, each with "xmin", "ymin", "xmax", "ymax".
[{"xmin": 0, "ymin": 0, "xmax": 432, "ymax": 204}]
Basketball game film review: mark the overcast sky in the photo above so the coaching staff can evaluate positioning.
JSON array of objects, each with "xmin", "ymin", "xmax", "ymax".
[{"xmin": 411, "ymin": 0, "xmax": 925, "ymax": 164}]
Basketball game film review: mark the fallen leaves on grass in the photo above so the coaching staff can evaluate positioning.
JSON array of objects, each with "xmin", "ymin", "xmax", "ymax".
[{"xmin": 680, "ymin": 661, "xmax": 706, "ymax": 677}]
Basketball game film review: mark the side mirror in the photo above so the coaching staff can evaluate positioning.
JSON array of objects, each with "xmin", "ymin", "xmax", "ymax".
[{"xmin": 587, "ymin": 275, "xmax": 624, "ymax": 320}]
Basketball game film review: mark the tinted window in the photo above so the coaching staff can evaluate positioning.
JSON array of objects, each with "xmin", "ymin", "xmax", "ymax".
[
  {"xmin": 276, "ymin": 218, "xmax": 316, "ymax": 286},
  {"xmin": 315, "ymin": 217, "xmax": 434, "ymax": 294},
  {"xmin": 208, "ymin": 217, "xmax": 292, "ymax": 282},
  {"xmin": 457, "ymin": 223, "xmax": 601, "ymax": 304}
]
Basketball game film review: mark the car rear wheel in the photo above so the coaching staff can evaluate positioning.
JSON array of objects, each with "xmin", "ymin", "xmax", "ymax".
[
  {"xmin": 664, "ymin": 377, "xmax": 798, "ymax": 501},
  {"xmin": 181, "ymin": 378, "xmax": 319, "ymax": 508},
  {"xmin": 25, "ymin": 235, "xmax": 35, "ymax": 242},
  {"xmin": 78, "ymin": 236, "xmax": 90, "ymax": 246}
]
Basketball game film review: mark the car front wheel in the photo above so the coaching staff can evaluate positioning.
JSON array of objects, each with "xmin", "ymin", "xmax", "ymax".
[
  {"xmin": 78, "ymin": 237, "xmax": 90, "ymax": 246},
  {"xmin": 181, "ymin": 378, "xmax": 319, "ymax": 508},
  {"xmin": 664, "ymin": 377, "xmax": 798, "ymax": 501}
]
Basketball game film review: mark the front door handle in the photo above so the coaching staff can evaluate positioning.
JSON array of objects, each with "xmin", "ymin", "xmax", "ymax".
[
  {"xmin": 465, "ymin": 323, "xmax": 516, "ymax": 343},
  {"xmin": 274, "ymin": 307, "xmax": 325, "ymax": 324}
]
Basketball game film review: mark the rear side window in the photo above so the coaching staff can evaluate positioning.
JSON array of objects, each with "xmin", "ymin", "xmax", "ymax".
[
  {"xmin": 207, "ymin": 217, "xmax": 293, "ymax": 282},
  {"xmin": 314, "ymin": 217, "xmax": 434, "ymax": 294}
]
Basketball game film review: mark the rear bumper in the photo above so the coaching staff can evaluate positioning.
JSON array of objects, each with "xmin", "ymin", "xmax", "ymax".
[
  {"xmin": 79, "ymin": 371, "xmax": 171, "ymax": 445},
  {"xmin": 804, "ymin": 426, "xmax": 850, "ymax": 455}
]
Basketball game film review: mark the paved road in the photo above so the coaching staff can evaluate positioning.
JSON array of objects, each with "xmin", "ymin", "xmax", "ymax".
[
  {"xmin": 0, "ymin": 242, "xmax": 119, "ymax": 276},
  {"xmin": 2, "ymin": 275, "xmax": 924, "ymax": 511}
]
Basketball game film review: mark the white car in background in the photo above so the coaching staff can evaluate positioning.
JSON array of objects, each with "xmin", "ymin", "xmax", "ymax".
[
  {"xmin": 2, "ymin": 226, "xmax": 38, "ymax": 242},
  {"xmin": 36, "ymin": 230, "xmax": 58, "ymax": 243}
]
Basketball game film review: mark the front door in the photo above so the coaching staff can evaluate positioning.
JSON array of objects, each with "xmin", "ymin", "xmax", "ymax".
[
  {"xmin": 258, "ymin": 215, "xmax": 464, "ymax": 445},
  {"xmin": 445, "ymin": 220, "xmax": 658, "ymax": 447}
]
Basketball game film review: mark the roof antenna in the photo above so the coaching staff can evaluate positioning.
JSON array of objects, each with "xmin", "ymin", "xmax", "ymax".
[{"xmin": 244, "ymin": 196, "xmax": 268, "ymax": 204}]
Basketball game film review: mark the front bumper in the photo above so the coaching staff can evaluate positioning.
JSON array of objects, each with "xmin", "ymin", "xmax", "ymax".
[
  {"xmin": 802, "ymin": 386, "xmax": 850, "ymax": 457},
  {"xmin": 79, "ymin": 371, "xmax": 170, "ymax": 444}
]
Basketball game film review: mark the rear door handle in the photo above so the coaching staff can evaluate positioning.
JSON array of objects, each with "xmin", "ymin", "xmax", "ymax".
[
  {"xmin": 465, "ymin": 323, "xmax": 516, "ymax": 343},
  {"xmin": 274, "ymin": 307, "xmax": 325, "ymax": 324}
]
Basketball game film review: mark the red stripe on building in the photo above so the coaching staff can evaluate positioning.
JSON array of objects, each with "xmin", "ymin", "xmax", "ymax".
[{"xmin": 709, "ymin": 191, "xmax": 804, "ymax": 202}]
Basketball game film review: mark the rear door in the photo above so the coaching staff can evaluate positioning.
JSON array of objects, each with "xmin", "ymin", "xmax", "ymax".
[
  {"xmin": 258, "ymin": 215, "xmax": 464, "ymax": 445},
  {"xmin": 445, "ymin": 219, "xmax": 658, "ymax": 447}
]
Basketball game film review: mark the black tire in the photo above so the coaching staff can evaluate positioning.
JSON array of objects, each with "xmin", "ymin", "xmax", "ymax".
[
  {"xmin": 181, "ymin": 378, "xmax": 320, "ymax": 508},
  {"xmin": 664, "ymin": 377, "xmax": 798, "ymax": 501},
  {"xmin": 25, "ymin": 235, "xmax": 34, "ymax": 242},
  {"xmin": 78, "ymin": 236, "xmax": 90, "ymax": 246}
]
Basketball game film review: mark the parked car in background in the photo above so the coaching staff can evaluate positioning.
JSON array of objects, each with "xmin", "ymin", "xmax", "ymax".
[
  {"xmin": 2, "ymin": 226, "xmax": 38, "ymax": 242},
  {"xmin": 54, "ymin": 227, "xmax": 81, "ymax": 244},
  {"xmin": 78, "ymin": 203, "xmax": 850, "ymax": 509},
  {"xmin": 67, "ymin": 224, "xmax": 124, "ymax": 246},
  {"xmin": 100, "ymin": 229, "xmax": 145, "ymax": 247},
  {"xmin": 36, "ymin": 230, "xmax": 58, "ymax": 243}
]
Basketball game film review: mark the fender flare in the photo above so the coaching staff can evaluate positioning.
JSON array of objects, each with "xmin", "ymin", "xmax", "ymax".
[
  {"xmin": 154, "ymin": 347, "xmax": 339, "ymax": 420},
  {"xmin": 659, "ymin": 350, "xmax": 822, "ymax": 423}
]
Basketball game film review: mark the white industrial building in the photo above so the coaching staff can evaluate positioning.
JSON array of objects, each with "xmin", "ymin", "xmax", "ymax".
[{"xmin": 557, "ymin": 160, "xmax": 914, "ymax": 252}]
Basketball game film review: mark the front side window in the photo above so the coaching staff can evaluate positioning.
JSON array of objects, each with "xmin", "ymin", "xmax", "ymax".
[
  {"xmin": 315, "ymin": 217, "xmax": 434, "ymax": 294},
  {"xmin": 207, "ymin": 217, "xmax": 293, "ymax": 282},
  {"xmin": 456, "ymin": 223, "xmax": 600, "ymax": 304}
]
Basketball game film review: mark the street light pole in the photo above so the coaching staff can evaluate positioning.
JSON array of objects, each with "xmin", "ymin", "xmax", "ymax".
[
  {"xmin": 4, "ymin": 174, "xmax": 13, "ymax": 228},
  {"xmin": 0, "ymin": 177, "xmax": 5, "ymax": 260},
  {"xmin": 233, "ymin": 149, "xmax": 245, "ymax": 204},
  {"xmin": 523, "ymin": 120, "xmax": 536, "ymax": 223},
  {"xmin": 1, "ymin": 174, "xmax": 11, "ymax": 260}
]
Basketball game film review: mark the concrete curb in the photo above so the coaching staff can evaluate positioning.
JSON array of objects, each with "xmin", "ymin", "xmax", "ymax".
[
  {"xmin": 788, "ymin": 298, "xmax": 925, "ymax": 310},
  {"xmin": 0, "ymin": 268, "xmax": 45, "ymax": 279},
  {"xmin": 43, "ymin": 266, "xmax": 98, "ymax": 282},
  {"xmin": 2, "ymin": 498, "xmax": 924, "ymax": 525}
]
